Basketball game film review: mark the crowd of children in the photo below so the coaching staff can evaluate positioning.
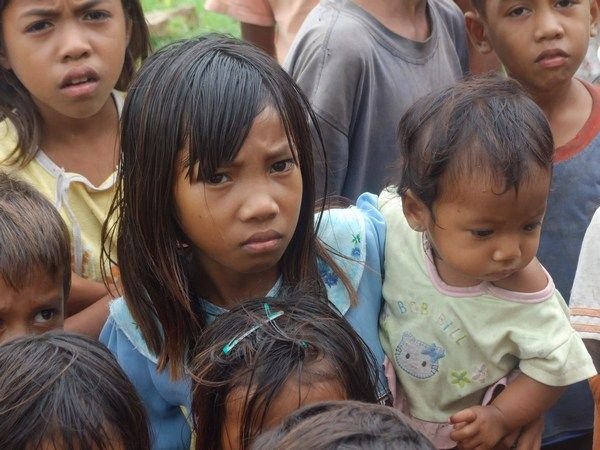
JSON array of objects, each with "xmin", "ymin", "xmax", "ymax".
[{"xmin": 0, "ymin": 0, "xmax": 598, "ymax": 449}]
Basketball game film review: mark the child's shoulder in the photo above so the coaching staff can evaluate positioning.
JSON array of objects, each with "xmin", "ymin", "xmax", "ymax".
[
  {"xmin": 555, "ymin": 81, "xmax": 600, "ymax": 159},
  {"xmin": 101, "ymin": 297, "xmax": 159, "ymax": 364}
]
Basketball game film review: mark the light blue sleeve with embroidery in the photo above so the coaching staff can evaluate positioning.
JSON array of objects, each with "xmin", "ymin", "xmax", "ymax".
[
  {"xmin": 100, "ymin": 301, "xmax": 192, "ymax": 450},
  {"xmin": 316, "ymin": 192, "xmax": 388, "ymax": 397}
]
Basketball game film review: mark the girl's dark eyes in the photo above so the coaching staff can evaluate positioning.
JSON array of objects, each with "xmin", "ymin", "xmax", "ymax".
[
  {"xmin": 206, "ymin": 173, "xmax": 229, "ymax": 185},
  {"xmin": 25, "ymin": 21, "xmax": 52, "ymax": 34},
  {"xmin": 271, "ymin": 159, "xmax": 296, "ymax": 173},
  {"xmin": 84, "ymin": 10, "xmax": 111, "ymax": 21}
]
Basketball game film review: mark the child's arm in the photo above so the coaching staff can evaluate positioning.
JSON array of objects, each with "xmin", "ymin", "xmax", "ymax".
[
  {"xmin": 241, "ymin": 23, "xmax": 276, "ymax": 59},
  {"xmin": 64, "ymin": 295, "xmax": 111, "ymax": 338},
  {"xmin": 449, "ymin": 374, "xmax": 564, "ymax": 449},
  {"xmin": 67, "ymin": 272, "xmax": 109, "ymax": 315}
]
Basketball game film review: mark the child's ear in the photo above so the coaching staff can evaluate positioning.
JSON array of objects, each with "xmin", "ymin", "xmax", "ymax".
[
  {"xmin": 465, "ymin": 11, "xmax": 493, "ymax": 55},
  {"xmin": 590, "ymin": 0, "xmax": 600, "ymax": 37},
  {"xmin": 402, "ymin": 190, "xmax": 430, "ymax": 232}
]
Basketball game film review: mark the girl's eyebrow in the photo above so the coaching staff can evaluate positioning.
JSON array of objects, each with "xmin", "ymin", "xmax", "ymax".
[
  {"xmin": 223, "ymin": 143, "xmax": 293, "ymax": 168},
  {"xmin": 20, "ymin": 0, "xmax": 106, "ymax": 18}
]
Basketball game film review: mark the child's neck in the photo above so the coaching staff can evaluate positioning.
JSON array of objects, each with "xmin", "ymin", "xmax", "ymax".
[
  {"xmin": 527, "ymin": 78, "xmax": 592, "ymax": 149},
  {"xmin": 191, "ymin": 262, "xmax": 280, "ymax": 310},
  {"xmin": 39, "ymin": 96, "xmax": 120, "ymax": 187},
  {"xmin": 353, "ymin": 0, "xmax": 430, "ymax": 41}
]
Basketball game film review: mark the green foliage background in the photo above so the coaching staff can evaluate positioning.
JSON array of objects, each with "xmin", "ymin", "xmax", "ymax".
[{"xmin": 141, "ymin": 0, "xmax": 239, "ymax": 49}]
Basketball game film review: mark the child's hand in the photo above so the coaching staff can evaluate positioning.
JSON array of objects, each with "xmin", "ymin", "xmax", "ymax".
[{"xmin": 450, "ymin": 405, "xmax": 508, "ymax": 450}]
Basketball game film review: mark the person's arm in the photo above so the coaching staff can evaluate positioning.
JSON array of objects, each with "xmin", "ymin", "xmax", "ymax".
[
  {"xmin": 241, "ymin": 22, "xmax": 276, "ymax": 58},
  {"xmin": 449, "ymin": 374, "xmax": 563, "ymax": 449},
  {"xmin": 66, "ymin": 272, "xmax": 109, "ymax": 315},
  {"xmin": 585, "ymin": 339, "xmax": 600, "ymax": 372},
  {"xmin": 64, "ymin": 294, "xmax": 111, "ymax": 338}
]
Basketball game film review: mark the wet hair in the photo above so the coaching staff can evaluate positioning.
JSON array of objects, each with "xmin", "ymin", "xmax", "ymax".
[
  {"xmin": 395, "ymin": 76, "xmax": 554, "ymax": 210},
  {"xmin": 191, "ymin": 294, "xmax": 380, "ymax": 450},
  {"xmin": 0, "ymin": 171, "xmax": 71, "ymax": 299},
  {"xmin": 0, "ymin": 332, "xmax": 151, "ymax": 450},
  {"xmin": 251, "ymin": 400, "xmax": 436, "ymax": 450},
  {"xmin": 103, "ymin": 34, "xmax": 353, "ymax": 377},
  {"xmin": 0, "ymin": 0, "xmax": 151, "ymax": 166}
]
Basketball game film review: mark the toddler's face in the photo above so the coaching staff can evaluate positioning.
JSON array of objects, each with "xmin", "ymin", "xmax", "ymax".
[
  {"xmin": 0, "ymin": 269, "xmax": 64, "ymax": 344},
  {"xmin": 413, "ymin": 169, "xmax": 551, "ymax": 288}
]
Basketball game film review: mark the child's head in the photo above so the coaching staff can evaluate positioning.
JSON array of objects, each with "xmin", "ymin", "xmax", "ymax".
[
  {"xmin": 0, "ymin": 0, "xmax": 150, "ymax": 165},
  {"xmin": 191, "ymin": 294, "xmax": 379, "ymax": 450},
  {"xmin": 251, "ymin": 400, "xmax": 436, "ymax": 450},
  {"xmin": 0, "ymin": 171, "xmax": 70, "ymax": 344},
  {"xmin": 466, "ymin": 0, "xmax": 599, "ymax": 90},
  {"xmin": 108, "ymin": 34, "xmax": 337, "ymax": 375},
  {"xmin": 0, "ymin": 331, "xmax": 150, "ymax": 449},
  {"xmin": 396, "ymin": 77, "xmax": 554, "ymax": 287}
]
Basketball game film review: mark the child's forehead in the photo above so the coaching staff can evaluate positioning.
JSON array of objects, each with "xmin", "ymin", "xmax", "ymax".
[{"xmin": 0, "ymin": 270, "xmax": 64, "ymax": 303}]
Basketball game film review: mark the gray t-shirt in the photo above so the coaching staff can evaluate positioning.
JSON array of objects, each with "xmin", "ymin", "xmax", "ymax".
[{"xmin": 285, "ymin": 0, "xmax": 468, "ymax": 200}]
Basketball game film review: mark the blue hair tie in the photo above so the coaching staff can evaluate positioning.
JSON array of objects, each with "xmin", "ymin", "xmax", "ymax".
[{"xmin": 222, "ymin": 304, "xmax": 284, "ymax": 355}]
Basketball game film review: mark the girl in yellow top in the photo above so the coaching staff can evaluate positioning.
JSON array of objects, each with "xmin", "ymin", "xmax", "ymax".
[{"xmin": 0, "ymin": 0, "xmax": 150, "ymax": 335}]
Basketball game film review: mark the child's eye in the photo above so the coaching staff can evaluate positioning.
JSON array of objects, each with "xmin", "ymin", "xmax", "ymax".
[
  {"xmin": 25, "ymin": 21, "xmax": 52, "ymax": 34},
  {"xmin": 271, "ymin": 159, "xmax": 296, "ymax": 173},
  {"xmin": 205, "ymin": 173, "xmax": 230, "ymax": 185},
  {"xmin": 555, "ymin": 0, "xmax": 576, "ymax": 8},
  {"xmin": 35, "ymin": 309, "xmax": 57, "ymax": 322},
  {"xmin": 508, "ymin": 6, "xmax": 529, "ymax": 16},
  {"xmin": 84, "ymin": 10, "xmax": 110, "ymax": 21},
  {"xmin": 471, "ymin": 229, "xmax": 494, "ymax": 238},
  {"xmin": 523, "ymin": 222, "xmax": 542, "ymax": 232}
]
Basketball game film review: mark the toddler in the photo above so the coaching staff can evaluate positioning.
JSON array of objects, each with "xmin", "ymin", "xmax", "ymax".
[{"xmin": 379, "ymin": 77, "xmax": 595, "ymax": 449}]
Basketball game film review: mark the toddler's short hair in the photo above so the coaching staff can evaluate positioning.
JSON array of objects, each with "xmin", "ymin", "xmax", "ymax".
[
  {"xmin": 396, "ymin": 76, "xmax": 554, "ymax": 209},
  {"xmin": 0, "ymin": 171, "xmax": 71, "ymax": 298}
]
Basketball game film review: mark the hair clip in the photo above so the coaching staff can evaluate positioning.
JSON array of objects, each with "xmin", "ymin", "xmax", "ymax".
[{"xmin": 222, "ymin": 303, "xmax": 284, "ymax": 355}]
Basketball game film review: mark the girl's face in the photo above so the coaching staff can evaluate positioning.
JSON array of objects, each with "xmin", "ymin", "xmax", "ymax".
[
  {"xmin": 174, "ymin": 107, "xmax": 303, "ymax": 300},
  {"xmin": 407, "ymin": 168, "xmax": 551, "ymax": 287},
  {"xmin": 0, "ymin": 0, "xmax": 129, "ymax": 123},
  {"xmin": 221, "ymin": 374, "xmax": 346, "ymax": 450}
]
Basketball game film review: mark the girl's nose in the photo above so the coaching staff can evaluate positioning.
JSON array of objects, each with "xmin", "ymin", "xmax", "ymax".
[
  {"xmin": 238, "ymin": 186, "xmax": 279, "ymax": 223},
  {"xmin": 59, "ymin": 24, "xmax": 92, "ymax": 62}
]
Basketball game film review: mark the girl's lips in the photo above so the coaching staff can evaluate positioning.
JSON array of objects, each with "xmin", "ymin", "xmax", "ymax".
[
  {"xmin": 60, "ymin": 79, "xmax": 99, "ymax": 98},
  {"xmin": 59, "ymin": 67, "xmax": 100, "ymax": 97},
  {"xmin": 242, "ymin": 230, "xmax": 284, "ymax": 254}
]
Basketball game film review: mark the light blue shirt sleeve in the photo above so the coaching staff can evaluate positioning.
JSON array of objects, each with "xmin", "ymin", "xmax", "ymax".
[
  {"xmin": 100, "ymin": 311, "xmax": 192, "ymax": 450},
  {"xmin": 317, "ymin": 192, "xmax": 388, "ymax": 398}
]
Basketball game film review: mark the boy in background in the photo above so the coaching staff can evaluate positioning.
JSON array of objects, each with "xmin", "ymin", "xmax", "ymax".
[
  {"xmin": 466, "ymin": 1, "xmax": 600, "ymax": 448},
  {"xmin": 285, "ymin": 0, "xmax": 469, "ymax": 200},
  {"xmin": 204, "ymin": 0, "xmax": 317, "ymax": 62},
  {"xmin": 0, "ymin": 172, "xmax": 70, "ymax": 343}
]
